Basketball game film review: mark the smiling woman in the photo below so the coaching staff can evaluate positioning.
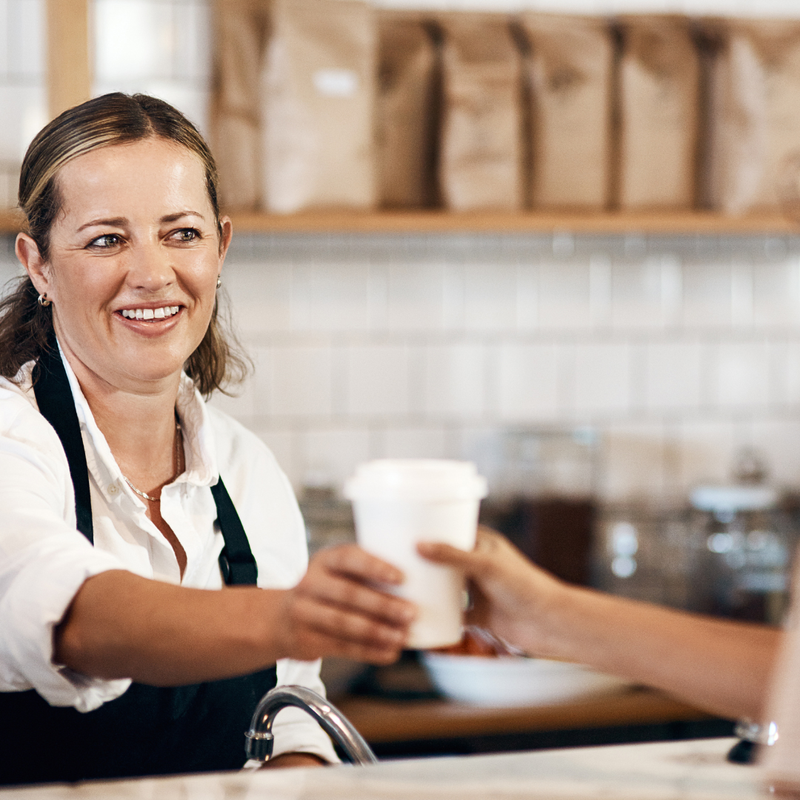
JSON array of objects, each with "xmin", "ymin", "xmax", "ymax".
[
  {"xmin": 18, "ymin": 138, "xmax": 229, "ymax": 406},
  {"xmin": 1, "ymin": 93, "xmax": 235, "ymax": 397},
  {"xmin": 0, "ymin": 93, "xmax": 415, "ymax": 786}
]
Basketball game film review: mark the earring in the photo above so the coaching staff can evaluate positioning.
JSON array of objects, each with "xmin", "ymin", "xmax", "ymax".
[
  {"xmin": 216, "ymin": 276, "xmax": 222, "ymax": 289},
  {"xmin": 37, "ymin": 293, "xmax": 51, "ymax": 307}
]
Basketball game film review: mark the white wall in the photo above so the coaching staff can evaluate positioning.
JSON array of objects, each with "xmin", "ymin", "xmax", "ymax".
[{"xmin": 207, "ymin": 231, "xmax": 800, "ymax": 505}]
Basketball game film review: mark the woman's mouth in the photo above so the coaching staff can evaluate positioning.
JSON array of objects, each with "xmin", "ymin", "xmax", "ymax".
[{"xmin": 119, "ymin": 305, "xmax": 180, "ymax": 321}]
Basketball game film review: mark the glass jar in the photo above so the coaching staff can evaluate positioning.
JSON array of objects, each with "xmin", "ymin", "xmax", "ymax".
[{"xmin": 687, "ymin": 484, "xmax": 795, "ymax": 624}]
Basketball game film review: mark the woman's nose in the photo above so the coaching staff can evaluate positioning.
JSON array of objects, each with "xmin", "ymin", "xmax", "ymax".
[{"xmin": 129, "ymin": 243, "xmax": 174, "ymax": 289}]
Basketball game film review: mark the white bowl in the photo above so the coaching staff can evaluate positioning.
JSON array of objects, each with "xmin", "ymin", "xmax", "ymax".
[{"xmin": 421, "ymin": 652, "xmax": 631, "ymax": 707}]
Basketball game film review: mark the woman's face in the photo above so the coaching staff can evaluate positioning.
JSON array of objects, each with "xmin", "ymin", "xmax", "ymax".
[{"xmin": 19, "ymin": 137, "xmax": 231, "ymax": 398}]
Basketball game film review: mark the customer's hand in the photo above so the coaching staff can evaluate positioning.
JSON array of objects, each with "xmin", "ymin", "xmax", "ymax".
[
  {"xmin": 421, "ymin": 528, "xmax": 783, "ymax": 724},
  {"xmin": 418, "ymin": 527, "xmax": 564, "ymax": 656},
  {"xmin": 277, "ymin": 544, "xmax": 415, "ymax": 664}
]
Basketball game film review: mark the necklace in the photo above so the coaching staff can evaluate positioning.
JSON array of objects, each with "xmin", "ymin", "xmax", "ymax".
[{"xmin": 122, "ymin": 421, "xmax": 184, "ymax": 503}]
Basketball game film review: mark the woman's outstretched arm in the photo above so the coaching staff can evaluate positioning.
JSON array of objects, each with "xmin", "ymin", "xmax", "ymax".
[{"xmin": 55, "ymin": 544, "xmax": 415, "ymax": 686}]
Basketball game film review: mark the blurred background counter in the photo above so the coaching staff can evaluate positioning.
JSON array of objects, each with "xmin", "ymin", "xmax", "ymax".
[
  {"xmin": 322, "ymin": 654, "xmax": 731, "ymax": 759},
  {"xmin": 332, "ymin": 688, "xmax": 728, "ymax": 758}
]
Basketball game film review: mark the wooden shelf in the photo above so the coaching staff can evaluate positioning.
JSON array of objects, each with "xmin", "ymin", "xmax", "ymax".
[
  {"xmin": 3, "ymin": 208, "xmax": 797, "ymax": 236},
  {"xmin": 228, "ymin": 209, "xmax": 800, "ymax": 235}
]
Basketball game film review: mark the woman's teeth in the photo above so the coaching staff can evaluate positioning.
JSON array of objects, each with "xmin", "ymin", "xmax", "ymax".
[{"xmin": 120, "ymin": 306, "xmax": 180, "ymax": 320}]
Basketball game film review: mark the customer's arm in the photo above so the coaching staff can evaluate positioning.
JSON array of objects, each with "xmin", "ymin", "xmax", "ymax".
[{"xmin": 419, "ymin": 528, "xmax": 780, "ymax": 721}]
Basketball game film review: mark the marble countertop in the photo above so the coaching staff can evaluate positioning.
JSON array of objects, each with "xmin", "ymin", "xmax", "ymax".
[{"xmin": 1, "ymin": 737, "xmax": 769, "ymax": 799}]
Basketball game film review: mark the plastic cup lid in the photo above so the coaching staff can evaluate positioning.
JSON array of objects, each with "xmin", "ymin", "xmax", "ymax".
[{"xmin": 344, "ymin": 459, "xmax": 488, "ymax": 502}]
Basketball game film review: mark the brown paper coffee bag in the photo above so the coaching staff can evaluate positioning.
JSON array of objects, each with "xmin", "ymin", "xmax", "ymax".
[
  {"xmin": 616, "ymin": 15, "xmax": 701, "ymax": 210},
  {"xmin": 261, "ymin": 0, "xmax": 377, "ymax": 213},
  {"xmin": 210, "ymin": 0, "xmax": 272, "ymax": 210},
  {"xmin": 520, "ymin": 13, "xmax": 613, "ymax": 210},
  {"xmin": 376, "ymin": 12, "xmax": 439, "ymax": 209},
  {"xmin": 437, "ymin": 13, "xmax": 524, "ymax": 211},
  {"xmin": 699, "ymin": 18, "xmax": 800, "ymax": 214}
]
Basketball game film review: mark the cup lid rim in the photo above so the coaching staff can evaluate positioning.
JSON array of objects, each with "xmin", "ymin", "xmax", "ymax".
[{"xmin": 344, "ymin": 459, "xmax": 488, "ymax": 500}]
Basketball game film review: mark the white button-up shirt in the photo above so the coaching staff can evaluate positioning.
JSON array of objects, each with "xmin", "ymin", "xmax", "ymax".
[{"xmin": 0, "ymin": 352, "xmax": 337, "ymax": 763}]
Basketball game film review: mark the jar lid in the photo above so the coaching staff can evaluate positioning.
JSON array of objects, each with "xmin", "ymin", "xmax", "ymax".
[{"xmin": 690, "ymin": 484, "xmax": 778, "ymax": 513}]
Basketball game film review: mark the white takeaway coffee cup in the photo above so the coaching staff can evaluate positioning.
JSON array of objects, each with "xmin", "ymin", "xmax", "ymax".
[{"xmin": 344, "ymin": 459, "xmax": 488, "ymax": 649}]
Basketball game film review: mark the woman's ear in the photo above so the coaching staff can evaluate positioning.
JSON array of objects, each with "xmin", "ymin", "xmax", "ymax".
[
  {"xmin": 218, "ymin": 216, "xmax": 233, "ymax": 262},
  {"xmin": 15, "ymin": 233, "xmax": 50, "ymax": 297}
]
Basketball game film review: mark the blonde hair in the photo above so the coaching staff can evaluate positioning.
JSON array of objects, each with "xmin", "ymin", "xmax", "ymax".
[{"xmin": 1, "ymin": 92, "xmax": 248, "ymax": 396}]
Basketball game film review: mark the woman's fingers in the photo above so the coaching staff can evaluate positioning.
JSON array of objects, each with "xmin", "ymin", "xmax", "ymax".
[
  {"xmin": 288, "ymin": 589, "xmax": 409, "ymax": 659},
  {"xmin": 312, "ymin": 543, "xmax": 405, "ymax": 587},
  {"xmin": 298, "ymin": 568, "xmax": 414, "ymax": 629},
  {"xmin": 281, "ymin": 591, "xmax": 410, "ymax": 663},
  {"xmin": 304, "ymin": 544, "xmax": 414, "ymax": 623},
  {"xmin": 278, "ymin": 544, "xmax": 416, "ymax": 663}
]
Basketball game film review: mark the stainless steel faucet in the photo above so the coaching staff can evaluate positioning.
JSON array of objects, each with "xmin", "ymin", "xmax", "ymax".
[{"xmin": 245, "ymin": 685, "xmax": 378, "ymax": 765}]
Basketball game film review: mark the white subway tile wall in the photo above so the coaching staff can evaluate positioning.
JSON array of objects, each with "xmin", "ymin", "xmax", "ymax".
[
  {"xmin": 644, "ymin": 341, "xmax": 704, "ymax": 412},
  {"xmin": 425, "ymin": 343, "xmax": 488, "ymax": 419},
  {"xmin": 269, "ymin": 344, "xmax": 334, "ymax": 418},
  {"xmin": 209, "ymin": 232, "xmax": 800, "ymax": 504},
  {"xmin": 496, "ymin": 342, "xmax": 561, "ymax": 423}
]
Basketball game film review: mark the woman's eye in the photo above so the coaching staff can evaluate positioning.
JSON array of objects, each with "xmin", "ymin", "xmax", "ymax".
[
  {"xmin": 172, "ymin": 228, "xmax": 200, "ymax": 243},
  {"xmin": 88, "ymin": 234, "xmax": 121, "ymax": 249}
]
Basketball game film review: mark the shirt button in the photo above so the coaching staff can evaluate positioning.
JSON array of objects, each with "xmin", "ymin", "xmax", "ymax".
[{"xmin": 108, "ymin": 483, "xmax": 119, "ymax": 496}]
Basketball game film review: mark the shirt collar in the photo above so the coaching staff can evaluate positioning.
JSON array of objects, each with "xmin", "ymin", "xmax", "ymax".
[
  {"xmin": 55, "ymin": 346, "xmax": 220, "ymax": 491},
  {"xmin": 175, "ymin": 372, "xmax": 218, "ymax": 487}
]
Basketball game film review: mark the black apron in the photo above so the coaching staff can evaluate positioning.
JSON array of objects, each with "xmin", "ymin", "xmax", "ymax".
[{"xmin": 0, "ymin": 339, "xmax": 277, "ymax": 786}]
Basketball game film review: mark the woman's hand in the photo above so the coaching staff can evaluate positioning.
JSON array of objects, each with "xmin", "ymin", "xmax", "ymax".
[
  {"xmin": 418, "ymin": 527, "xmax": 564, "ymax": 657},
  {"xmin": 258, "ymin": 752, "xmax": 328, "ymax": 769},
  {"xmin": 275, "ymin": 544, "xmax": 416, "ymax": 664}
]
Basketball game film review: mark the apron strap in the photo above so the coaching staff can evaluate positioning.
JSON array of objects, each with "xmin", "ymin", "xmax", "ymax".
[
  {"xmin": 32, "ymin": 334, "xmax": 95, "ymax": 542},
  {"xmin": 32, "ymin": 333, "xmax": 257, "ymax": 586},
  {"xmin": 211, "ymin": 480, "xmax": 258, "ymax": 586}
]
